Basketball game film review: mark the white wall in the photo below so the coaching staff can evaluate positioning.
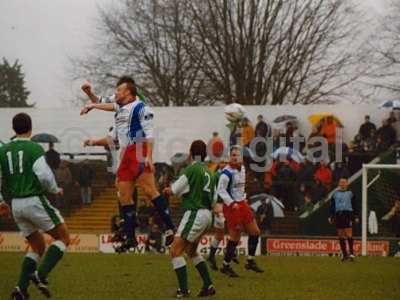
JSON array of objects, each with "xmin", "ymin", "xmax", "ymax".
[{"xmin": 0, "ymin": 104, "xmax": 391, "ymax": 162}]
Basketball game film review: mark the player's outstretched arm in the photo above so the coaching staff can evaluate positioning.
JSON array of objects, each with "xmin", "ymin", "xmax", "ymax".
[
  {"xmin": 164, "ymin": 174, "xmax": 189, "ymax": 197},
  {"xmin": 80, "ymin": 102, "xmax": 116, "ymax": 115},
  {"xmin": 81, "ymin": 83, "xmax": 99, "ymax": 103},
  {"xmin": 217, "ymin": 173, "xmax": 235, "ymax": 207},
  {"xmin": 83, "ymin": 136, "xmax": 110, "ymax": 147},
  {"xmin": 32, "ymin": 156, "xmax": 63, "ymax": 195}
]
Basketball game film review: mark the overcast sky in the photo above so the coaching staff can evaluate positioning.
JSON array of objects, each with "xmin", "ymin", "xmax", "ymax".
[{"xmin": 0, "ymin": 0, "xmax": 389, "ymax": 108}]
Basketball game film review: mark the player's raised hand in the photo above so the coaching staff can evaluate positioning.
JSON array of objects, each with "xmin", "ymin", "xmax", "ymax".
[
  {"xmin": 83, "ymin": 139, "xmax": 95, "ymax": 147},
  {"xmin": 80, "ymin": 103, "xmax": 94, "ymax": 115},
  {"xmin": 0, "ymin": 203, "xmax": 11, "ymax": 218},
  {"xmin": 81, "ymin": 83, "xmax": 92, "ymax": 95},
  {"xmin": 56, "ymin": 188, "xmax": 64, "ymax": 197}
]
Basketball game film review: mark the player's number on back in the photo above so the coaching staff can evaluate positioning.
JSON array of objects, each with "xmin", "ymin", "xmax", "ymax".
[
  {"xmin": 6, "ymin": 151, "xmax": 24, "ymax": 174},
  {"xmin": 204, "ymin": 172, "xmax": 211, "ymax": 193}
]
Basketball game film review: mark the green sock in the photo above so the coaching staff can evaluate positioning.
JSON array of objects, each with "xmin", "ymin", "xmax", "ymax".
[
  {"xmin": 172, "ymin": 257, "xmax": 188, "ymax": 292},
  {"xmin": 17, "ymin": 253, "xmax": 38, "ymax": 290},
  {"xmin": 38, "ymin": 241, "xmax": 65, "ymax": 280},
  {"xmin": 194, "ymin": 260, "xmax": 213, "ymax": 289}
]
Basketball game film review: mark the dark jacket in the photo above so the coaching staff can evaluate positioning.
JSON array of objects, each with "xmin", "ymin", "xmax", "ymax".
[{"xmin": 359, "ymin": 122, "xmax": 376, "ymax": 140}]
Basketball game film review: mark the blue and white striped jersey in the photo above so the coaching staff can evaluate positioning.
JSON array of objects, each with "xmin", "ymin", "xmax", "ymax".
[
  {"xmin": 109, "ymin": 99, "xmax": 154, "ymax": 149},
  {"xmin": 217, "ymin": 165, "xmax": 246, "ymax": 206}
]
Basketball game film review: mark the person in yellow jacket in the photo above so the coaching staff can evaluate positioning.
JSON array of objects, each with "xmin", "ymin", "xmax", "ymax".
[{"xmin": 241, "ymin": 118, "xmax": 254, "ymax": 147}]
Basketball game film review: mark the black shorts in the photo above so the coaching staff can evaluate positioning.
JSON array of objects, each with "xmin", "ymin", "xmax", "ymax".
[{"xmin": 335, "ymin": 211, "xmax": 353, "ymax": 229}]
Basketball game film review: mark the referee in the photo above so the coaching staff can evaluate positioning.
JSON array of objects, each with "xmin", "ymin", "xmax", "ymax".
[{"xmin": 328, "ymin": 177, "xmax": 359, "ymax": 262}]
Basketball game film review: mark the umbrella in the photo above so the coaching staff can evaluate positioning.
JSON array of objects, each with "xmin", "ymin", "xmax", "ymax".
[
  {"xmin": 31, "ymin": 133, "xmax": 60, "ymax": 143},
  {"xmin": 273, "ymin": 115, "xmax": 297, "ymax": 123},
  {"xmin": 250, "ymin": 193, "xmax": 285, "ymax": 218},
  {"xmin": 308, "ymin": 112, "xmax": 343, "ymax": 127},
  {"xmin": 272, "ymin": 147, "xmax": 304, "ymax": 163},
  {"xmin": 379, "ymin": 100, "xmax": 400, "ymax": 109}
]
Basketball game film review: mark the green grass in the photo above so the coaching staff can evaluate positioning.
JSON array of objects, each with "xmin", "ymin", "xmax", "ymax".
[{"xmin": 0, "ymin": 253, "xmax": 399, "ymax": 300}]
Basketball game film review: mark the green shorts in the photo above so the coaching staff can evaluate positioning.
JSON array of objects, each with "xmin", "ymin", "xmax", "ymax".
[
  {"xmin": 12, "ymin": 196, "xmax": 64, "ymax": 237},
  {"xmin": 176, "ymin": 209, "xmax": 212, "ymax": 243}
]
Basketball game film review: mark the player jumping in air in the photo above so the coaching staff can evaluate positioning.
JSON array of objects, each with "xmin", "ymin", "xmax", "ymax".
[
  {"xmin": 164, "ymin": 140, "xmax": 216, "ymax": 298},
  {"xmin": 80, "ymin": 77, "xmax": 175, "ymax": 248},
  {"xmin": 218, "ymin": 146, "xmax": 264, "ymax": 277},
  {"xmin": 329, "ymin": 177, "xmax": 359, "ymax": 262},
  {"xmin": 0, "ymin": 113, "xmax": 70, "ymax": 300}
]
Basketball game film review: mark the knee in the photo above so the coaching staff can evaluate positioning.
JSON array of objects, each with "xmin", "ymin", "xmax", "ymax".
[
  {"xmin": 61, "ymin": 233, "xmax": 71, "ymax": 247},
  {"xmin": 170, "ymin": 246, "xmax": 180, "ymax": 258},
  {"xmin": 37, "ymin": 247, "xmax": 46, "ymax": 257}
]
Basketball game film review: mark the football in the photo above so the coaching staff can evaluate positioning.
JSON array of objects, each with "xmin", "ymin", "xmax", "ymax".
[{"xmin": 224, "ymin": 103, "xmax": 246, "ymax": 123}]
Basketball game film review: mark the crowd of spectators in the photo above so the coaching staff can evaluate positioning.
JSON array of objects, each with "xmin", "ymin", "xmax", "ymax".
[
  {"xmin": 44, "ymin": 144, "xmax": 97, "ymax": 215},
  {"xmin": 207, "ymin": 110, "xmax": 400, "ymax": 216}
]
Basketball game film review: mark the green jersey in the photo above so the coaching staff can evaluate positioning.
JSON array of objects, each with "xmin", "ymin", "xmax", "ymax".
[
  {"xmin": 172, "ymin": 161, "xmax": 215, "ymax": 211},
  {"xmin": 0, "ymin": 139, "xmax": 47, "ymax": 199}
]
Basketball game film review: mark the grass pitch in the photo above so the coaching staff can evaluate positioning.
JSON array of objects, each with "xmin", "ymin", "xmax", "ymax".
[{"xmin": 0, "ymin": 253, "xmax": 399, "ymax": 300}]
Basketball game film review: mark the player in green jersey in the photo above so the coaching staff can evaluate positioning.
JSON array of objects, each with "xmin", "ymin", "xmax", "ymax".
[
  {"xmin": 164, "ymin": 140, "xmax": 216, "ymax": 298},
  {"xmin": 0, "ymin": 113, "xmax": 70, "ymax": 300}
]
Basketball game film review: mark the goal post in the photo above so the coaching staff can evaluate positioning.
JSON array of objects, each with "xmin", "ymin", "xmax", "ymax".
[{"xmin": 361, "ymin": 164, "xmax": 400, "ymax": 256}]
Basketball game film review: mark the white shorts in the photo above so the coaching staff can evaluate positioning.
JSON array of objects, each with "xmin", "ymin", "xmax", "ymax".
[
  {"xmin": 12, "ymin": 196, "xmax": 64, "ymax": 237},
  {"xmin": 213, "ymin": 213, "xmax": 225, "ymax": 230},
  {"xmin": 176, "ymin": 209, "xmax": 212, "ymax": 243}
]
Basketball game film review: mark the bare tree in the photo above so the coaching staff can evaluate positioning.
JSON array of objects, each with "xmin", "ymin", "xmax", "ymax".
[
  {"xmin": 366, "ymin": 1, "xmax": 400, "ymax": 96},
  {"xmin": 186, "ymin": 0, "xmax": 367, "ymax": 105},
  {"xmin": 72, "ymin": 0, "xmax": 211, "ymax": 106},
  {"xmin": 71, "ymin": 0, "xmax": 367, "ymax": 106}
]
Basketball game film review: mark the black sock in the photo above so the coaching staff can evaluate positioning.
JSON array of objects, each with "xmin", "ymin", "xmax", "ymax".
[
  {"xmin": 248, "ymin": 235, "xmax": 259, "ymax": 258},
  {"xmin": 339, "ymin": 238, "xmax": 348, "ymax": 257},
  {"xmin": 152, "ymin": 195, "xmax": 175, "ymax": 231},
  {"xmin": 347, "ymin": 237, "xmax": 354, "ymax": 255},
  {"xmin": 223, "ymin": 240, "xmax": 238, "ymax": 265},
  {"xmin": 121, "ymin": 204, "xmax": 136, "ymax": 243},
  {"xmin": 209, "ymin": 246, "xmax": 218, "ymax": 259}
]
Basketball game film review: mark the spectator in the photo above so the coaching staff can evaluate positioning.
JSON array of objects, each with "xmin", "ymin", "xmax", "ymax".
[
  {"xmin": 320, "ymin": 116, "xmax": 337, "ymax": 145},
  {"xmin": 255, "ymin": 114, "xmax": 270, "ymax": 138},
  {"xmin": 208, "ymin": 131, "xmax": 225, "ymax": 160},
  {"xmin": 77, "ymin": 160, "xmax": 95, "ymax": 205},
  {"xmin": 320, "ymin": 116, "xmax": 338, "ymax": 161},
  {"xmin": 299, "ymin": 194, "xmax": 314, "ymax": 214},
  {"xmin": 310, "ymin": 178, "xmax": 328, "ymax": 203},
  {"xmin": 229, "ymin": 122, "xmax": 241, "ymax": 147},
  {"xmin": 285, "ymin": 122, "xmax": 296, "ymax": 148},
  {"xmin": 295, "ymin": 183, "xmax": 308, "ymax": 211},
  {"xmin": 55, "ymin": 160, "xmax": 73, "ymax": 211},
  {"xmin": 272, "ymin": 161, "xmax": 297, "ymax": 210},
  {"xmin": 386, "ymin": 200, "xmax": 400, "ymax": 237},
  {"xmin": 255, "ymin": 198, "xmax": 273, "ymax": 234},
  {"xmin": 146, "ymin": 217, "xmax": 163, "ymax": 252},
  {"xmin": 387, "ymin": 111, "xmax": 397, "ymax": 125},
  {"xmin": 376, "ymin": 119, "xmax": 396, "ymax": 150},
  {"xmin": 45, "ymin": 142, "xmax": 61, "ymax": 171},
  {"xmin": 358, "ymin": 115, "xmax": 376, "ymax": 140},
  {"xmin": 314, "ymin": 161, "xmax": 333, "ymax": 190},
  {"xmin": 391, "ymin": 117, "xmax": 400, "ymax": 143},
  {"xmin": 241, "ymin": 117, "xmax": 255, "ymax": 147},
  {"xmin": 296, "ymin": 159, "xmax": 316, "ymax": 188},
  {"xmin": 332, "ymin": 162, "xmax": 350, "ymax": 186}
]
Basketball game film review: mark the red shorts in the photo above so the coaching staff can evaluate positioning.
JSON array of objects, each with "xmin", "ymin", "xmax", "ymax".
[
  {"xmin": 223, "ymin": 201, "xmax": 254, "ymax": 231},
  {"xmin": 117, "ymin": 143, "xmax": 149, "ymax": 181}
]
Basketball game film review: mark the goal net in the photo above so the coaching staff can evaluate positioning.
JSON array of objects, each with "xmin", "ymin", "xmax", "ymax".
[{"xmin": 361, "ymin": 164, "xmax": 400, "ymax": 255}]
